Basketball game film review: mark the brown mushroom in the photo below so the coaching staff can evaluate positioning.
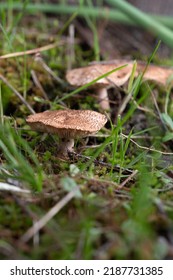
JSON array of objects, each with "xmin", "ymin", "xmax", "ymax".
[
  {"xmin": 137, "ymin": 62, "xmax": 173, "ymax": 86},
  {"xmin": 26, "ymin": 109, "xmax": 107, "ymax": 158},
  {"xmin": 66, "ymin": 61, "xmax": 133, "ymax": 111},
  {"xmin": 66, "ymin": 61, "xmax": 173, "ymax": 112}
]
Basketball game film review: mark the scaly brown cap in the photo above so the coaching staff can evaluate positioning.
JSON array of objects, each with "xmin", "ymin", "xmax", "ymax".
[
  {"xmin": 66, "ymin": 60, "xmax": 173, "ymax": 88},
  {"xmin": 66, "ymin": 62, "xmax": 133, "ymax": 88},
  {"xmin": 26, "ymin": 109, "xmax": 107, "ymax": 139}
]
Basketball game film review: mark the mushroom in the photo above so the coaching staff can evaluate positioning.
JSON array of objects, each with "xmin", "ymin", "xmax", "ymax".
[
  {"xmin": 26, "ymin": 109, "xmax": 107, "ymax": 158},
  {"xmin": 137, "ymin": 62, "xmax": 173, "ymax": 86},
  {"xmin": 66, "ymin": 61, "xmax": 173, "ymax": 113},
  {"xmin": 66, "ymin": 61, "xmax": 133, "ymax": 111}
]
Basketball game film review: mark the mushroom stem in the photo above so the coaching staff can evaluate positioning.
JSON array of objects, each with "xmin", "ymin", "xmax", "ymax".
[
  {"xmin": 58, "ymin": 138, "xmax": 75, "ymax": 157},
  {"xmin": 97, "ymin": 87, "xmax": 110, "ymax": 111}
]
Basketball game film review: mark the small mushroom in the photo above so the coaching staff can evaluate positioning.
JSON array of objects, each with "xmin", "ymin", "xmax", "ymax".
[
  {"xmin": 137, "ymin": 62, "xmax": 173, "ymax": 86},
  {"xmin": 66, "ymin": 62, "xmax": 133, "ymax": 111},
  {"xmin": 26, "ymin": 109, "xmax": 107, "ymax": 158}
]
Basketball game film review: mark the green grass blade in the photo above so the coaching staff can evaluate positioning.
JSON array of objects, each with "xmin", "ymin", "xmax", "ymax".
[
  {"xmin": 127, "ymin": 60, "xmax": 137, "ymax": 93},
  {"xmin": 0, "ymin": 123, "xmax": 44, "ymax": 191}
]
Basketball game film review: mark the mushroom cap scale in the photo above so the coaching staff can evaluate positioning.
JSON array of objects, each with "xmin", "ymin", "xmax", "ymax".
[
  {"xmin": 66, "ymin": 63, "xmax": 133, "ymax": 88},
  {"xmin": 26, "ymin": 110, "xmax": 107, "ymax": 138}
]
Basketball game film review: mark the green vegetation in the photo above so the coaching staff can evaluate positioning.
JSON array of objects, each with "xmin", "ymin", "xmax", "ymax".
[{"xmin": 0, "ymin": 0, "xmax": 173, "ymax": 260}]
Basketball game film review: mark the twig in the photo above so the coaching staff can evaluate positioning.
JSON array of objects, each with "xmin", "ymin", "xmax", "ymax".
[
  {"xmin": 68, "ymin": 151, "xmax": 134, "ymax": 174},
  {"xmin": 31, "ymin": 70, "xmax": 49, "ymax": 100},
  {"xmin": 118, "ymin": 169, "xmax": 138, "ymax": 188},
  {"xmin": 130, "ymin": 95, "xmax": 156, "ymax": 116},
  {"xmin": 118, "ymin": 91, "xmax": 156, "ymax": 118},
  {"xmin": 118, "ymin": 91, "xmax": 133, "ymax": 116},
  {"xmin": 157, "ymin": 185, "xmax": 173, "ymax": 193},
  {"xmin": 0, "ymin": 182, "xmax": 30, "ymax": 194},
  {"xmin": 34, "ymin": 53, "xmax": 64, "ymax": 85},
  {"xmin": 114, "ymin": 189, "xmax": 131, "ymax": 199},
  {"xmin": 0, "ymin": 74, "xmax": 35, "ymax": 114},
  {"xmin": 81, "ymin": 176, "xmax": 131, "ymax": 199},
  {"xmin": 0, "ymin": 40, "xmax": 69, "ymax": 60},
  {"xmin": 122, "ymin": 133, "xmax": 173, "ymax": 155},
  {"xmin": 81, "ymin": 175, "xmax": 119, "ymax": 188},
  {"xmin": 67, "ymin": 24, "xmax": 75, "ymax": 71},
  {"xmin": 149, "ymin": 87, "xmax": 167, "ymax": 129},
  {"xmin": 20, "ymin": 186, "xmax": 79, "ymax": 243}
]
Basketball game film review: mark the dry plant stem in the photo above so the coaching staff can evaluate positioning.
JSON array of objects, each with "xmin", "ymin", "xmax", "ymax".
[
  {"xmin": 32, "ymin": 221, "xmax": 40, "ymax": 246},
  {"xmin": 122, "ymin": 133, "xmax": 173, "ymax": 155},
  {"xmin": 0, "ymin": 74, "xmax": 35, "ymax": 114},
  {"xmin": 114, "ymin": 190, "xmax": 131, "ymax": 199},
  {"xmin": 0, "ymin": 182, "xmax": 31, "ymax": 194},
  {"xmin": 157, "ymin": 185, "xmax": 173, "ymax": 193},
  {"xmin": 0, "ymin": 40, "xmax": 70, "ymax": 60},
  {"xmin": 118, "ymin": 169, "xmax": 138, "ymax": 189},
  {"xmin": 67, "ymin": 24, "xmax": 75, "ymax": 71},
  {"xmin": 97, "ymin": 87, "xmax": 110, "ymax": 111},
  {"xmin": 132, "ymin": 99, "xmax": 157, "ymax": 118},
  {"xmin": 81, "ymin": 175, "xmax": 119, "ymax": 188},
  {"xmin": 20, "ymin": 187, "xmax": 79, "ymax": 243},
  {"xmin": 68, "ymin": 151, "xmax": 133, "ymax": 174},
  {"xmin": 34, "ymin": 55, "xmax": 63, "ymax": 85},
  {"xmin": 150, "ymin": 88, "xmax": 167, "ymax": 129},
  {"xmin": 31, "ymin": 70, "xmax": 49, "ymax": 100},
  {"xmin": 118, "ymin": 91, "xmax": 133, "ymax": 116}
]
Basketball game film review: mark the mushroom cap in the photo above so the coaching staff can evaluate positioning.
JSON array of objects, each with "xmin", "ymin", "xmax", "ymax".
[
  {"xmin": 26, "ymin": 109, "xmax": 107, "ymax": 138},
  {"xmin": 66, "ymin": 60, "xmax": 173, "ymax": 89},
  {"xmin": 66, "ymin": 62, "xmax": 133, "ymax": 88},
  {"xmin": 137, "ymin": 63, "xmax": 173, "ymax": 85}
]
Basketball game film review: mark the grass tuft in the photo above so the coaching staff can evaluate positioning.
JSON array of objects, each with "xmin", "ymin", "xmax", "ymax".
[{"xmin": 0, "ymin": 121, "xmax": 44, "ymax": 191}]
